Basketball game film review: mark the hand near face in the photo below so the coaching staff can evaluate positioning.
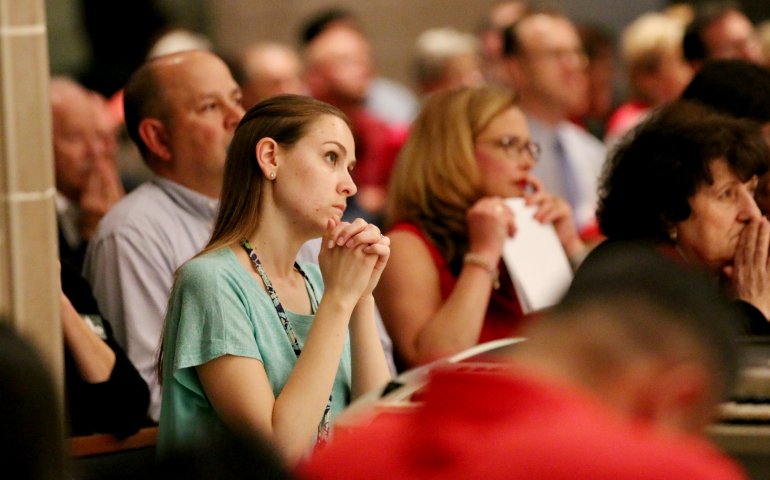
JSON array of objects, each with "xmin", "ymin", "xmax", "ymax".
[
  {"xmin": 78, "ymin": 157, "xmax": 125, "ymax": 240},
  {"xmin": 524, "ymin": 176, "xmax": 584, "ymax": 257},
  {"xmin": 723, "ymin": 218, "xmax": 770, "ymax": 319},
  {"xmin": 466, "ymin": 196, "xmax": 516, "ymax": 264},
  {"xmin": 320, "ymin": 217, "xmax": 390, "ymax": 300}
]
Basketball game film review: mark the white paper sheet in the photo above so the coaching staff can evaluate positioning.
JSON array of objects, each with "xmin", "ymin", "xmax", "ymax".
[{"xmin": 502, "ymin": 198, "xmax": 573, "ymax": 313}]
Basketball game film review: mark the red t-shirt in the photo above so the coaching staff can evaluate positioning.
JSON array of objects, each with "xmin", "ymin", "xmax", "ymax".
[{"xmin": 300, "ymin": 365, "xmax": 747, "ymax": 480}]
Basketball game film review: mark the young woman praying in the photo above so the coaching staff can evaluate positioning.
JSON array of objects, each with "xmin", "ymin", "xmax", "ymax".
[{"xmin": 157, "ymin": 95, "xmax": 392, "ymax": 463}]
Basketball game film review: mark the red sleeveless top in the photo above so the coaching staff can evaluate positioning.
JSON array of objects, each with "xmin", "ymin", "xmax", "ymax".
[{"xmin": 390, "ymin": 222, "xmax": 527, "ymax": 344}]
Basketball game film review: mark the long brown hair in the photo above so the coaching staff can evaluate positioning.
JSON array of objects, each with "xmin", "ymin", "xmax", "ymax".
[
  {"xmin": 387, "ymin": 85, "xmax": 519, "ymax": 272},
  {"xmin": 201, "ymin": 94, "xmax": 350, "ymax": 257},
  {"xmin": 158, "ymin": 94, "xmax": 349, "ymax": 382}
]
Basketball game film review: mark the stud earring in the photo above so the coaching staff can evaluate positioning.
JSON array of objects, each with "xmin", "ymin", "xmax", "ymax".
[
  {"xmin": 270, "ymin": 172, "xmax": 276, "ymax": 179},
  {"xmin": 669, "ymin": 229, "xmax": 677, "ymax": 243}
]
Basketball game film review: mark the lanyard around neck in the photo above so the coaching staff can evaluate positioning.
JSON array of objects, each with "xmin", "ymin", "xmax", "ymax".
[{"xmin": 240, "ymin": 239, "xmax": 331, "ymax": 443}]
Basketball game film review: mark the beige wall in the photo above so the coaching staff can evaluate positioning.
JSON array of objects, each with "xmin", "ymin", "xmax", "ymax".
[
  {"xmin": 211, "ymin": 0, "xmax": 665, "ymax": 90},
  {"xmin": 211, "ymin": 0, "xmax": 505, "ymax": 90}
]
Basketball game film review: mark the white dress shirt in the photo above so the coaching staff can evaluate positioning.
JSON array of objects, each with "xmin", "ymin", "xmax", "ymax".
[
  {"xmin": 84, "ymin": 176, "xmax": 218, "ymax": 421},
  {"xmin": 526, "ymin": 114, "xmax": 607, "ymax": 230}
]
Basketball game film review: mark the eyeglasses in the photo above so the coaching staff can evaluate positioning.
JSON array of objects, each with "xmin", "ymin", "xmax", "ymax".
[
  {"xmin": 477, "ymin": 135, "xmax": 541, "ymax": 162},
  {"xmin": 522, "ymin": 48, "xmax": 589, "ymax": 69}
]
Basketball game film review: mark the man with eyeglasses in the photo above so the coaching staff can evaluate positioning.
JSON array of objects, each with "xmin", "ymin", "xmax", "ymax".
[{"xmin": 502, "ymin": 10, "xmax": 606, "ymax": 235}]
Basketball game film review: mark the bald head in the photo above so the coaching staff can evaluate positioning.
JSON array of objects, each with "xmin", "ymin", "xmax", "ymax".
[
  {"xmin": 514, "ymin": 244, "xmax": 740, "ymax": 433},
  {"xmin": 124, "ymin": 50, "xmax": 240, "ymax": 155},
  {"xmin": 50, "ymin": 77, "xmax": 87, "ymax": 110},
  {"xmin": 240, "ymin": 43, "xmax": 305, "ymax": 109},
  {"xmin": 489, "ymin": 1, "xmax": 528, "ymax": 30},
  {"xmin": 123, "ymin": 50, "xmax": 244, "ymax": 197},
  {"xmin": 50, "ymin": 78, "xmax": 104, "ymax": 201}
]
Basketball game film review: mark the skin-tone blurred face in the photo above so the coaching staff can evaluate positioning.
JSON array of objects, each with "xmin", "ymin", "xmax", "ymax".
[
  {"xmin": 90, "ymin": 93, "xmax": 121, "ymax": 160},
  {"xmin": 474, "ymin": 106, "xmax": 537, "ymax": 198},
  {"xmin": 652, "ymin": 47, "xmax": 694, "ymax": 104},
  {"xmin": 676, "ymin": 159, "xmax": 761, "ymax": 272},
  {"xmin": 508, "ymin": 15, "xmax": 590, "ymax": 121},
  {"xmin": 306, "ymin": 26, "xmax": 374, "ymax": 106},
  {"xmin": 51, "ymin": 82, "xmax": 104, "ymax": 201},
  {"xmin": 272, "ymin": 114, "xmax": 357, "ymax": 235},
  {"xmin": 635, "ymin": 47, "xmax": 693, "ymax": 106},
  {"xmin": 152, "ymin": 51, "xmax": 245, "ymax": 194},
  {"xmin": 241, "ymin": 44, "xmax": 306, "ymax": 109},
  {"xmin": 703, "ymin": 10, "xmax": 762, "ymax": 63},
  {"xmin": 441, "ymin": 53, "xmax": 486, "ymax": 91}
]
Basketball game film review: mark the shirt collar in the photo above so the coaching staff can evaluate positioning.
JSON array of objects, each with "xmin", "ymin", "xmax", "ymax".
[
  {"xmin": 525, "ymin": 113, "xmax": 571, "ymax": 140},
  {"xmin": 55, "ymin": 190, "xmax": 75, "ymax": 215},
  {"xmin": 151, "ymin": 176, "xmax": 219, "ymax": 221},
  {"xmin": 56, "ymin": 190, "xmax": 82, "ymax": 248}
]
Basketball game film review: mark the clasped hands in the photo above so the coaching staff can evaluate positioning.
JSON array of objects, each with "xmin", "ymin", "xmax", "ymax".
[
  {"xmin": 466, "ymin": 176, "xmax": 584, "ymax": 264},
  {"xmin": 319, "ymin": 216, "xmax": 390, "ymax": 299}
]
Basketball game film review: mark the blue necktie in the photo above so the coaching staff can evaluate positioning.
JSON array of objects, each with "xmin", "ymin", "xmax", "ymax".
[{"xmin": 554, "ymin": 132, "xmax": 580, "ymax": 217}]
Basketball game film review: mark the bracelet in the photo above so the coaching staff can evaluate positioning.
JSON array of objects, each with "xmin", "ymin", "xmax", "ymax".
[{"xmin": 463, "ymin": 253, "xmax": 500, "ymax": 290}]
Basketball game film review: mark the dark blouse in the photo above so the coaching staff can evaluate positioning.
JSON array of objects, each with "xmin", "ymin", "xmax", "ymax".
[
  {"xmin": 61, "ymin": 262, "xmax": 150, "ymax": 438},
  {"xmin": 577, "ymin": 239, "xmax": 770, "ymax": 336}
]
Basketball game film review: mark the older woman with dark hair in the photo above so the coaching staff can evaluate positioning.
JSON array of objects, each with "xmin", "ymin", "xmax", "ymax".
[{"xmin": 596, "ymin": 99, "xmax": 770, "ymax": 334}]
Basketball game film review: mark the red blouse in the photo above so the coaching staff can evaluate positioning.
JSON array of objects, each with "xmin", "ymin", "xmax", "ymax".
[{"xmin": 390, "ymin": 222, "xmax": 527, "ymax": 345}]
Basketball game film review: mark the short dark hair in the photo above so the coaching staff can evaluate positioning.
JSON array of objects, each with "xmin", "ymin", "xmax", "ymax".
[
  {"xmin": 123, "ymin": 59, "xmax": 168, "ymax": 157},
  {"xmin": 299, "ymin": 8, "xmax": 358, "ymax": 47},
  {"xmin": 598, "ymin": 100, "xmax": 770, "ymax": 242},
  {"xmin": 683, "ymin": 1, "xmax": 743, "ymax": 62},
  {"xmin": 558, "ymin": 243, "xmax": 741, "ymax": 397},
  {"xmin": 501, "ymin": 22, "xmax": 522, "ymax": 57},
  {"xmin": 682, "ymin": 59, "xmax": 770, "ymax": 123},
  {"xmin": 578, "ymin": 24, "xmax": 616, "ymax": 61},
  {"xmin": 502, "ymin": 8, "xmax": 568, "ymax": 57}
]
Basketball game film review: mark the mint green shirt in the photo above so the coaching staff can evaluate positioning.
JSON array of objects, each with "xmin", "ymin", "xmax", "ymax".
[{"xmin": 157, "ymin": 247, "xmax": 352, "ymax": 454}]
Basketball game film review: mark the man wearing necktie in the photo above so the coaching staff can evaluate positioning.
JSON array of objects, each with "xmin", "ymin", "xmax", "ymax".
[{"xmin": 502, "ymin": 9, "xmax": 607, "ymax": 235}]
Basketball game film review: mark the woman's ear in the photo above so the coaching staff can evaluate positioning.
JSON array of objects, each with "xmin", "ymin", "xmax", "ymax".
[
  {"xmin": 255, "ymin": 137, "xmax": 280, "ymax": 179},
  {"xmin": 138, "ymin": 118, "xmax": 172, "ymax": 162}
]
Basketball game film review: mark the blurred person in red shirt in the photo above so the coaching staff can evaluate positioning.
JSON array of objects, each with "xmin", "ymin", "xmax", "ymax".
[{"xmin": 300, "ymin": 245, "xmax": 747, "ymax": 480}]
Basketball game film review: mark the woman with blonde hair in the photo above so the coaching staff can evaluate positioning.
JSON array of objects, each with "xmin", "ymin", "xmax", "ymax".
[
  {"xmin": 605, "ymin": 12, "xmax": 693, "ymax": 145},
  {"xmin": 157, "ymin": 95, "xmax": 391, "ymax": 462},
  {"xmin": 376, "ymin": 86, "xmax": 586, "ymax": 370}
]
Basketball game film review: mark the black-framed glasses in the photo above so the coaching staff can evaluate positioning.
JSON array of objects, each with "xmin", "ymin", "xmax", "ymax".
[{"xmin": 477, "ymin": 135, "xmax": 541, "ymax": 162}]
